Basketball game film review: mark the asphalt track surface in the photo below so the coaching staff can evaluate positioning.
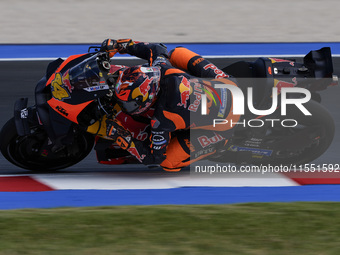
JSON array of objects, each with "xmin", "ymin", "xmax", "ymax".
[{"xmin": 0, "ymin": 57, "xmax": 339, "ymax": 174}]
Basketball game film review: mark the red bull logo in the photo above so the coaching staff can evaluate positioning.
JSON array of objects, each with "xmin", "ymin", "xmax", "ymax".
[
  {"xmin": 177, "ymin": 76, "xmax": 192, "ymax": 108},
  {"xmin": 127, "ymin": 142, "xmax": 146, "ymax": 162},
  {"xmin": 269, "ymin": 58, "xmax": 295, "ymax": 67},
  {"xmin": 62, "ymin": 70, "xmax": 73, "ymax": 92},
  {"xmin": 198, "ymin": 133, "xmax": 225, "ymax": 148},
  {"xmin": 131, "ymin": 76, "xmax": 153, "ymax": 102},
  {"xmin": 140, "ymin": 77, "xmax": 152, "ymax": 96}
]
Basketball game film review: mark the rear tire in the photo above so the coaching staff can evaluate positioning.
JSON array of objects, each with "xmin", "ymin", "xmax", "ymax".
[
  {"xmin": 261, "ymin": 100, "xmax": 335, "ymax": 165},
  {"xmin": 213, "ymin": 100, "xmax": 335, "ymax": 166}
]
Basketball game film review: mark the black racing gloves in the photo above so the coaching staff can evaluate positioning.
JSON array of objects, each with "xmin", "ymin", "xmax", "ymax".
[{"xmin": 100, "ymin": 38, "xmax": 134, "ymax": 57}]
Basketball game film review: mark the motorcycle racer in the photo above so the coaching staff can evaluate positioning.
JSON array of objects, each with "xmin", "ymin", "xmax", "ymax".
[
  {"xmin": 102, "ymin": 39, "xmax": 241, "ymax": 171},
  {"xmin": 1, "ymin": 40, "xmax": 335, "ymax": 172}
]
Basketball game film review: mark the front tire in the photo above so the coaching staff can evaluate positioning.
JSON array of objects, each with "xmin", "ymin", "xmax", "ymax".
[{"xmin": 0, "ymin": 118, "xmax": 95, "ymax": 171}]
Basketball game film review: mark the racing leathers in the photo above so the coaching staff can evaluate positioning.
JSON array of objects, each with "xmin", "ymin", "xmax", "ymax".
[{"xmin": 106, "ymin": 41, "xmax": 241, "ymax": 170}]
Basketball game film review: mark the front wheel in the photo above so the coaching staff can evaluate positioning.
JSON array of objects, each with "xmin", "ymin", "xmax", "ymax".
[{"xmin": 0, "ymin": 118, "xmax": 95, "ymax": 171}]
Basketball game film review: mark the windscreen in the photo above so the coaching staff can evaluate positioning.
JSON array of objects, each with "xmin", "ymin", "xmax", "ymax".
[{"xmin": 69, "ymin": 55, "xmax": 102, "ymax": 90}]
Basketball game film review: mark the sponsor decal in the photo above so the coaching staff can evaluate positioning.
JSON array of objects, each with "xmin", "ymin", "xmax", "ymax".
[
  {"xmin": 151, "ymin": 131, "xmax": 168, "ymax": 149},
  {"xmin": 62, "ymin": 70, "xmax": 73, "ymax": 92},
  {"xmin": 194, "ymin": 147, "xmax": 215, "ymax": 159},
  {"xmin": 116, "ymin": 136, "xmax": 130, "ymax": 150},
  {"xmin": 131, "ymin": 71, "xmax": 158, "ymax": 103},
  {"xmin": 151, "ymin": 119, "xmax": 157, "ymax": 128},
  {"xmin": 269, "ymin": 58, "xmax": 295, "ymax": 67},
  {"xmin": 228, "ymin": 145, "xmax": 273, "ymax": 156},
  {"xmin": 51, "ymin": 72, "xmax": 71, "ymax": 101},
  {"xmin": 184, "ymin": 138, "xmax": 195, "ymax": 152},
  {"xmin": 139, "ymin": 77, "xmax": 152, "ymax": 98},
  {"xmin": 135, "ymin": 125, "xmax": 149, "ymax": 141},
  {"xmin": 198, "ymin": 133, "xmax": 224, "ymax": 148},
  {"xmin": 203, "ymin": 64, "xmax": 229, "ymax": 78},
  {"xmin": 20, "ymin": 108, "xmax": 28, "ymax": 119},
  {"xmin": 55, "ymin": 106, "xmax": 69, "ymax": 116},
  {"xmin": 152, "ymin": 135, "xmax": 167, "ymax": 146},
  {"xmin": 183, "ymin": 78, "xmax": 222, "ymax": 114},
  {"xmin": 140, "ymin": 67, "xmax": 158, "ymax": 73},
  {"xmin": 83, "ymin": 84, "xmax": 110, "ymax": 92},
  {"xmin": 217, "ymin": 88, "xmax": 227, "ymax": 118},
  {"xmin": 188, "ymin": 80, "xmax": 203, "ymax": 112},
  {"xmin": 127, "ymin": 142, "xmax": 146, "ymax": 162},
  {"xmin": 177, "ymin": 76, "xmax": 192, "ymax": 108},
  {"xmin": 188, "ymin": 91, "xmax": 202, "ymax": 112},
  {"xmin": 192, "ymin": 57, "xmax": 204, "ymax": 66}
]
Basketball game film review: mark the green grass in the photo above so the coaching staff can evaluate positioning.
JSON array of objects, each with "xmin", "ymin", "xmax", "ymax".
[{"xmin": 0, "ymin": 203, "xmax": 340, "ymax": 255}]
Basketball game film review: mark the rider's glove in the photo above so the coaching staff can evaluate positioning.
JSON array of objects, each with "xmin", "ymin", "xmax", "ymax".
[
  {"xmin": 115, "ymin": 39, "xmax": 134, "ymax": 54},
  {"xmin": 100, "ymin": 38, "xmax": 134, "ymax": 57},
  {"xmin": 100, "ymin": 39, "xmax": 118, "ymax": 57},
  {"xmin": 106, "ymin": 118, "xmax": 132, "ymax": 150}
]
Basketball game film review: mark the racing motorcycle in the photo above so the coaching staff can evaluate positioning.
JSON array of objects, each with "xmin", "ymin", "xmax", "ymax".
[{"xmin": 0, "ymin": 46, "xmax": 337, "ymax": 171}]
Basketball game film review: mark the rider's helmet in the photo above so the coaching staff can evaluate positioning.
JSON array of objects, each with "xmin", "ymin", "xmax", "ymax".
[{"xmin": 114, "ymin": 66, "xmax": 161, "ymax": 115}]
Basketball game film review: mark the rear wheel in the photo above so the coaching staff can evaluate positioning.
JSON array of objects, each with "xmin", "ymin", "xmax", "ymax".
[
  {"xmin": 214, "ymin": 100, "xmax": 335, "ymax": 166},
  {"xmin": 0, "ymin": 118, "xmax": 95, "ymax": 171},
  {"xmin": 261, "ymin": 100, "xmax": 335, "ymax": 165}
]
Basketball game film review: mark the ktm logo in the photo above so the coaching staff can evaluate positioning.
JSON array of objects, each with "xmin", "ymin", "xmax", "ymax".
[{"xmin": 56, "ymin": 106, "xmax": 69, "ymax": 116}]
